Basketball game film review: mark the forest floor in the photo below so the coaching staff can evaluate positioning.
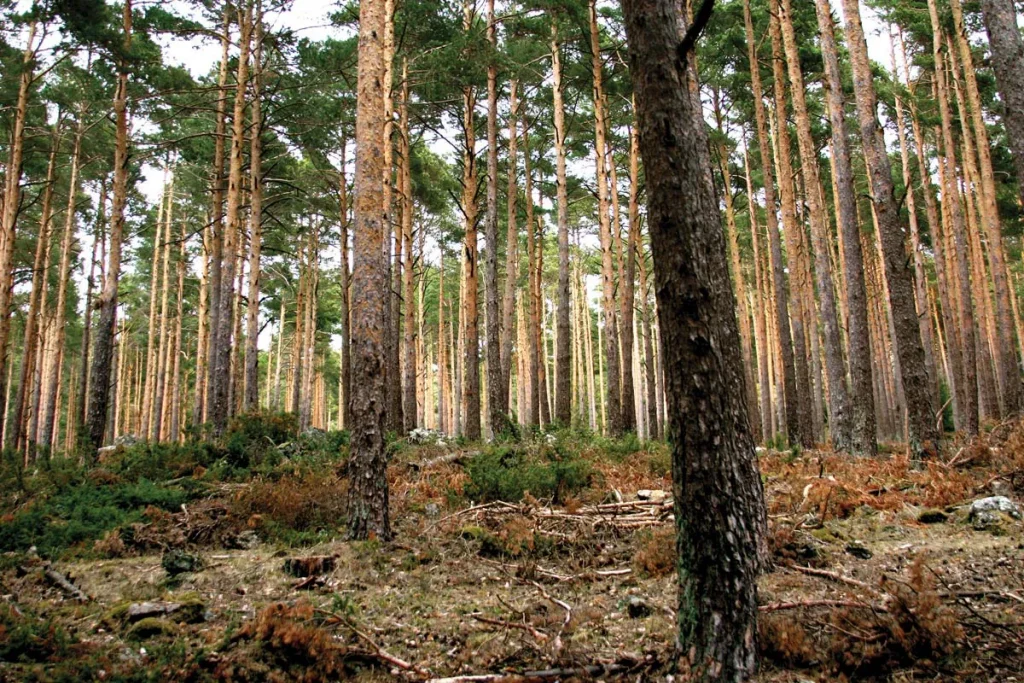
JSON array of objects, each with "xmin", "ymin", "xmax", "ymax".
[{"xmin": 1, "ymin": 417, "xmax": 1023, "ymax": 682}]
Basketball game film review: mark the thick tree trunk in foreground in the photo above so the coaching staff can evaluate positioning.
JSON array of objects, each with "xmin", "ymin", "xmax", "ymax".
[
  {"xmin": 88, "ymin": 4, "xmax": 132, "ymax": 451},
  {"xmin": 841, "ymin": 0, "xmax": 939, "ymax": 456},
  {"xmin": 347, "ymin": 0, "xmax": 391, "ymax": 541},
  {"xmin": 552, "ymin": 20, "xmax": 572, "ymax": 427},
  {"xmin": 624, "ymin": 0, "xmax": 766, "ymax": 677},
  {"xmin": 979, "ymin": 0, "xmax": 1024, "ymax": 210}
]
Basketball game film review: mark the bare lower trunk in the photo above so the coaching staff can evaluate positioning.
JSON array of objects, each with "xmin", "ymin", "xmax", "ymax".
[
  {"xmin": 209, "ymin": 1, "xmax": 252, "ymax": 434},
  {"xmin": 244, "ymin": 9, "xmax": 264, "ymax": 413},
  {"xmin": 842, "ymin": 0, "xmax": 939, "ymax": 455},
  {"xmin": 347, "ymin": 0, "xmax": 391, "ymax": 541},
  {"xmin": 501, "ymin": 80, "xmax": 520, "ymax": 426},
  {"xmin": 623, "ymin": 0, "xmax": 767, "ymax": 676},
  {"xmin": 744, "ymin": 0, "xmax": 800, "ymax": 446},
  {"xmin": 552, "ymin": 20, "xmax": 572, "ymax": 426},
  {"xmin": 778, "ymin": 0, "xmax": 850, "ymax": 449},
  {"xmin": 979, "ymin": 0, "xmax": 1024, "ymax": 210},
  {"xmin": 0, "ymin": 23, "xmax": 39, "ymax": 441},
  {"xmin": 400, "ymin": 61, "xmax": 417, "ymax": 432},
  {"xmin": 87, "ymin": 5, "xmax": 132, "ymax": 451}
]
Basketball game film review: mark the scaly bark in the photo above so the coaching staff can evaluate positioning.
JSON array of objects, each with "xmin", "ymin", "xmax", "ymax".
[
  {"xmin": 87, "ymin": 4, "xmax": 132, "ymax": 451},
  {"xmin": 841, "ymin": 0, "xmax": 939, "ymax": 455},
  {"xmin": 623, "ymin": 0, "xmax": 767, "ymax": 676},
  {"xmin": 778, "ymin": 0, "xmax": 851, "ymax": 449},
  {"xmin": 347, "ymin": 0, "xmax": 391, "ymax": 541},
  {"xmin": 244, "ymin": 6, "xmax": 264, "ymax": 413},
  {"xmin": 743, "ymin": 0, "xmax": 800, "ymax": 446},
  {"xmin": 552, "ymin": 19, "xmax": 572, "ymax": 426},
  {"xmin": 979, "ymin": 0, "xmax": 1024, "ymax": 209}
]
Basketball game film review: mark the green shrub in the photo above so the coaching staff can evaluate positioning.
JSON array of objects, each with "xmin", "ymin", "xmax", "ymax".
[
  {"xmin": 0, "ymin": 478, "xmax": 192, "ymax": 558},
  {"xmin": 464, "ymin": 445, "xmax": 593, "ymax": 503},
  {"xmin": 223, "ymin": 412, "xmax": 298, "ymax": 470}
]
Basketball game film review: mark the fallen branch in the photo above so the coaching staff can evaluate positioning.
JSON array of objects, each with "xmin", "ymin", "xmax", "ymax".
[
  {"xmin": 427, "ymin": 663, "xmax": 631, "ymax": 683},
  {"xmin": 789, "ymin": 564, "xmax": 879, "ymax": 596},
  {"xmin": 471, "ymin": 614, "xmax": 549, "ymax": 643},
  {"xmin": 759, "ymin": 599, "xmax": 870, "ymax": 612},
  {"xmin": 41, "ymin": 565, "xmax": 91, "ymax": 602}
]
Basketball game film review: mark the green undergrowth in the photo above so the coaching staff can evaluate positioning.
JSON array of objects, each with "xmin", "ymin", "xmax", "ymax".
[
  {"xmin": 0, "ymin": 413, "xmax": 349, "ymax": 559},
  {"xmin": 463, "ymin": 438, "xmax": 597, "ymax": 504}
]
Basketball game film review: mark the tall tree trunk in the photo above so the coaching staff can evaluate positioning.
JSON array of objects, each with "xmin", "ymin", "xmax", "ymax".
[
  {"xmin": 40, "ymin": 116, "xmax": 85, "ymax": 450},
  {"xmin": 950, "ymin": 0, "xmax": 1021, "ymax": 415},
  {"xmin": 76, "ymin": 183, "xmax": 104, "ymax": 444},
  {"xmin": 483, "ymin": 0, "xmax": 507, "ymax": 434},
  {"xmin": 713, "ymin": 104, "xmax": 759, "ymax": 443},
  {"xmin": 743, "ymin": 0, "xmax": 801, "ymax": 446},
  {"xmin": 87, "ymin": 4, "xmax": 132, "ymax": 451},
  {"xmin": 204, "ymin": 8, "xmax": 231, "ymax": 427},
  {"xmin": 778, "ymin": 0, "xmax": 851, "ymax": 449},
  {"xmin": 244, "ymin": 7, "xmax": 264, "ymax": 413},
  {"xmin": 927, "ymin": 0, "xmax": 978, "ymax": 435},
  {"xmin": 623, "ymin": 1, "xmax": 767, "ymax": 677},
  {"xmin": 551, "ymin": 22, "xmax": 572, "ymax": 426},
  {"xmin": 767, "ymin": 6, "xmax": 813, "ymax": 446},
  {"xmin": 890, "ymin": 32, "xmax": 940, "ymax": 421},
  {"xmin": 0, "ymin": 22, "xmax": 39, "ymax": 441},
  {"xmin": 170, "ymin": 221, "xmax": 186, "ymax": 440},
  {"xmin": 589, "ymin": 0, "xmax": 623, "ymax": 436},
  {"xmin": 523, "ymin": 122, "xmax": 541, "ymax": 427},
  {"xmin": 347, "ymin": 0, "xmax": 391, "ymax": 541},
  {"xmin": 339, "ymin": 139, "xmax": 351, "ymax": 427},
  {"xmin": 153, "ymin": 170, "xmax": 175, "ymax": 440},
  {"xmin": 624, "ymin": 115, "xmax": 642, "ymax": 436},
  {"xmin": 400, "ymin": 60, "xmax": 417, "ymax": 432},
  {"xmin": 11, "ymin": 126, "xmax": 59, "ymax": 452},
  {"xmin": 209, "ymin": 1, "xmax": 252, "ymax": 434},
  {"xmin": 742, "ymin": 145, "xmax": 772, "ymax": 443},
  {"xmin": 461, "ymin": 3, "xmax": 481, "ymax": 440},
  {"xmin": 841, "ymin": 0, "xmax": 939, "ymax": 455},
  {"xmin": 143, "ymin": 169, "xmax": 169, "ymax": 437},
  {"xmin": 501, "ymin": 80, "xmax": 520, "ymax": 423},
  {"xmin": 979, "ymin": 0, "xmax": 1024, "ymax": 209}
]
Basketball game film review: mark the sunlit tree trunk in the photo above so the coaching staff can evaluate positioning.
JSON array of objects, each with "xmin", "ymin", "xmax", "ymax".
[
  {"xmin": 501, "ymin": 79, "xmax": 520, "ymax": 423},
  {"xmin": 0, "ymin": 22, "xmax": 38, "ymax": 442},
  {"xmin": 244, "ymin": 7, "xmax": 264, "ymax": 413},
  {"xmin": 841, "ymin": 0, "xmax": 939, "ymax": 455},
  {"xmin": 40, "ymin": 117, "xmax": 85, "ymax": 450},
  {"xmin": 12, "ymin": 127, "xmax": 58, "ymax": 453},
  {"xmin": 743, "ymin": 0, "xmax": 800, "ymax": 446},
  {"xmin": 87, "ymin": 4, "xmax": 132, "ymax": 451},
  {"xmin": 347, "ymin": 0, "xmax": 391, "ymax": 541},
  {"xmin": 927, "ymin": 0, "xmax": 978, "ymax": 435},
  {"xmin": 779, "ymin": 0, "xmax": 851, "ymax": 449}
]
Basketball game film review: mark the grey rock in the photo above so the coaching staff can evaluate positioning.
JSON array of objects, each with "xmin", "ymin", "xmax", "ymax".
[
  {"xmin": 846, "ymin": 543, "xmax": 872, "ymax": 560},
  {"xmin": 424, "ymin": 503, "xmax": 440, "ymax": 518},
  {"xmin": 969, "ymin": 496, "xmax": 1021, "ymax": 520}
]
